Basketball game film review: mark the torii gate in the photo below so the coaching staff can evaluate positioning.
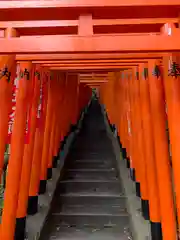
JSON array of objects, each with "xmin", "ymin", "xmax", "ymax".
[{"xmin": 0, "ymin": 1, "xmax": 179, "ymax": 240}]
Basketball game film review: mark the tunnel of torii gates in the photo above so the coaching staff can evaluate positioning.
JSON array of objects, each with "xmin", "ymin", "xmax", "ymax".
[{"xmin": 0, "ymin": 1, "xmax": 180, "ymax": 240}]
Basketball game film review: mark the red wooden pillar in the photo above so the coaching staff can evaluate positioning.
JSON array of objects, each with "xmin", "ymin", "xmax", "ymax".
[
  {"xmin": 52, "ymin": 74, "xmax": 65, "ymax": 166},
  {"xmin": 78, "ymin": 83, "xmax": 90, "ymax": 115},
  {"xmin": 119, "ymin": 72, "xmax": 130, "ymax": 167},
  {"xmin": 68, "ymin": 73, "xmax": 79, "ymax": 132},
  {"xmin": 39, "ymin": 72, "xmax": 53, "ymax": 194},
  {"xmin": 50, "ymin": 74, "xmax": 60, "ymax": 168},
  {"xmin": 113, "ymin": 73, "xmax": 120, "ymax": 131},
  {"xmin": 27, "ymin": 71, "xmax": 49, "ymax": 214},
  {"xmin": 133, "ymin": 66, "xmax": 149, "ymax": 217},
  {"xmin": 162, "ymin": 55, "xmax": 180, "ymax": 231},
  {"xmin": 61, "ymin": 74, "xmax": 81, "ymax": 146},
  {"xmin": 107, "ymin": 73, "xmax": 116, "ymax": 130},
  {"xmin": 53, "ymin": 75, "xmax": 66, "ymax": 160},
  {"xmin": 118, "ymin": 73, "xmax": 125, "ymax": 149},
  {"xmin": 47, "ymin": 73, "xmax": 61, "ymax": 177},
  {"xmin": 113, "ymin": 73, "xmax": 121, "ymax": 138},
  {"xmin": 161, "ymin": 23, "xmax": 180, "ymax": 231},
  {"xmin": 126, "ymin": 70, "xmax": 136, "ymax": 179},
  {"xmin": 15, "ymin": 65, "xmax": 41, "ymax": 240},
  {"xmin": 0, "ymin": 28, "xmax": 17, "ymax": 182},
  {"xmin": 72, "ymin": 76, "xmax": 80, "ymax": 128},
  {"xmin": 0, "ymin": 56, "xmax": 16, "ymax": 181},
  {"xmin": 59, "ymin": 75, "xmax": 71, "ymax": 150},
  {"xmin": 139, "ymin": 63, "xmax": 162, "ymax": 238},
  {"xmin": 0, "ymin": 61, "xmax": 32, "ymax": 240},
  {"xmin": 124, "ymin": 72, "xmax": 132, "ymax": 167},
  {"xmin": 127, "ymin": 69, "xmax": 141, "ymax": 193},
  {"xmin": 117, "ymin": 73, "xmax": 124, "ymax": 148},
  {"xmin": 77, "ymin": 83, "xmax": 83, "ymax": 118},
  {"xmin": 148, "ymin": 59, "xmax": 177, "ymax": 240},
  {"xmin": 59, "ymin": 81, "xmax": 69, "ymax": 151},
  {"xmin": 46, "ymin": 73, "xmax": 57, "ymax": 180}
]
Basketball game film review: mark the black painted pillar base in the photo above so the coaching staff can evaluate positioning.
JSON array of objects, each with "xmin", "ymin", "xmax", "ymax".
[
  {"xmin": 150, "ymin": 222, "xmax": 162, "ymax": 240},
  {"xmin": 117, "ymin": 136, "xmax": 122, "ymax": 149},
  {"xmin": 70, "ymin": 124, "xmax": 77, "ymax": 133},
  {"xmin": 141, "ymin": 199, "xmax": 150, "ymax": 220},
  {"xmin": 122, "ymin": 148, "xmax": 127, "ymax": 160},
  {"xmin": 111, "ymin": 124, "xmax": 116, "ymax": 133},
  {"xmin": 61, "ymin": 136, "xmax": 67, "ymax": 151},
  {"xmin": 39, "ymin": 180, "xmax": 47, "ymax": 195},
  {"xmin": 60, "ymin": 142, "xmax": 64, "ymax": 151},
  {"xmin": 109, "ymin": 124, "xmax": 113, "ymax": 132},
  {"xmin": 27, "ymin": 195, "xmax": 38, "ymax": 215},
  {"xmin": 47, "ymin": 167, "xmax": 53, "ymax": 180},
  {"xmin": 130, "ymin": 168, "xmax": 136, "ymax": 181},
  {"xmin": 117, "ymin": 135, "xmax": 121, "ymax": 146},
  {"xmin": 126, "ymin": 157, "xmax": 130, "ymax": 168},
  {"xmin": 52, "ymin": 156, "xmax": 58, "ymax": 168},
  {"xmin": 135, "ymin": 182, "xmax": 141, "ymax": 197},
  {"xmin": 15, "ymin": 217, "xmax": 26, "ymax": 240},
  {"xmin": 57, "ymin": 147, "xmax": 61, "ymax": 156}
]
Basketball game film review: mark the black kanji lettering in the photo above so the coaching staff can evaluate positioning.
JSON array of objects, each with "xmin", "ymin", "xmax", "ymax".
[
  {"xmin": 143, "ymin": 68, "xmax": 148, "ymax": 79},
  {"xmin": 152, "ymin": 65, "xmax": 161, "ymax": 78},
  {"xmin": 20, "ymin": 68, "xmax": 30, "ymax": 80},
  {"xmin": 24, "ymin": 68, "xmax": 30, "ymax": 80},
  {"xmin": 0, "ymin": 67, "xmax": 11, "ymax": 82},
  {"xmin": 35, "ymin": 71, "xmax": 40, "ymax": 80},
  {"xmin": 168, "ymin": 62, "xmax": 180, "ymax": 78},
  {"xmin": 136, "ymin": 71, "xmax": 139, "ymax": 80}
]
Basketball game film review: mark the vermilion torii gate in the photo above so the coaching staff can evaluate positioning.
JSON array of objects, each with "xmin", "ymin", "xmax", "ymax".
[{"xmin": 0, "ymin": 1, "xmax": 179, "ymax": 240}]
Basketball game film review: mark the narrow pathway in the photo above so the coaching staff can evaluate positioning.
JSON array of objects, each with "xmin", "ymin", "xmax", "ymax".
[{"xmin": 39, "ymin": 100, "xmax": 132, "ymax": 240}]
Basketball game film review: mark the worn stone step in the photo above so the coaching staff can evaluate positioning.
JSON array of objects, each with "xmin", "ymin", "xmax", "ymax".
[
  {"xmin": 70, "ymin": 147, "xmax": 112, "ymax": 152},
  {"xmin": 71, "ymin": 139, "xmax": 110, "ymax": 145},
  {"xmin": 69, "ymin": 155, "xmax": 114, "ymax": 161},
  {"xmin": 58, "ymin": 194, "xmax": 126, "ymax": 206},
  {"xmin": 49, "ymin": 212, "xmax": 130, "ymax": 229},
  {"xmin": 39, "ymin": 225, "xmax": 132, "ymax": 240},
  {"xmin": 53, "ymin": 203, "xmax": 128, "ymax": 215},
  {"xmin": 59, "ymin": 180, "xmax": 123, "ymax": 194},
  {"xmin": 68, "ymin": 147, "xmax": 114, "ymax": 156},
  {"xmin": 64, "ymin": 169, "xmax": 118, "ymax": 181},
  {"xmin": 73, "ymin": 159, "xmax": 114, "ymax": 164},
  {"xmin": 39, "ymin": 100, "xmax": 131, "ymax": 240},
  {"xmin": 69, "ymin": 161, "xmax": 115, "ymax": 169}
]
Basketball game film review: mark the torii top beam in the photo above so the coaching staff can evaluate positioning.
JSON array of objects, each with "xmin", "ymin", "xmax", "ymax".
[
  {"xmin": 0, "ymin": 34, "xmax": 180, "ymax": 54},
  {"xmin": 1, "ymin": 0, "xmax": 179, "ymax": 8},
  {"xmin": 16, "ymin": 53, "xmax": 164, "ymax": 61},
  {"xmin": 0, "ymin": 18, "xmax": 178, "ymax": 35},
  {"xmin": 0, "ymin": 0, "xmax": 179, "ymax": 21}
]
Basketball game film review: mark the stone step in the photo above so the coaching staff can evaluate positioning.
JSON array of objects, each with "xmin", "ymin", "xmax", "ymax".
[
  {"xmin": 70, "ymin": 147, "xmax": 112, "ymax": 152},
  {"xmin": 53, "ymin": 203, "xmax": 128, "ymax": 215},
  {"xmin": 69, "ymin": 154, "xmax": 114, "ymax": 161},
  {"xmin": 69, "ymin": 161, "xmax": 115, "ymax": 169},
  {"xmin": 49, "ymin": 212, "xmax": 130, "ymax": 228},
  {"xmin": 40, "ymin": 225, "xmax": 132, "ymax": 240},
  {"xmin": 74, "ymin": 159, "xmax": 114, "ymax": 164},
  {"xmin": 39, "ymin": 100, "xmax": 131, "ymax": 240},
  {"xmin": 58, "ymin": 194, "xmax": 126, "ymax": 206},
  {"xmin": 59, "ymin": 180, "xmax": 123, "ymax": 194},
  {"xmin": 64, "ymin": 169, "xmax": 118, "ymax": 181}
]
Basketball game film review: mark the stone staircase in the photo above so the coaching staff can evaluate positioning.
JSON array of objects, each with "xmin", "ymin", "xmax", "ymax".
[{"xmin": 39, "ymin": 100, "xmax": 132, "ymax": 240}]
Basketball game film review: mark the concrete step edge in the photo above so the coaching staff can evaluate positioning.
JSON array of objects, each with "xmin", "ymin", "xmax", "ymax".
[{"xmin": 52, "ymin": 212, "xmax": 129, "ymax": 217}]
